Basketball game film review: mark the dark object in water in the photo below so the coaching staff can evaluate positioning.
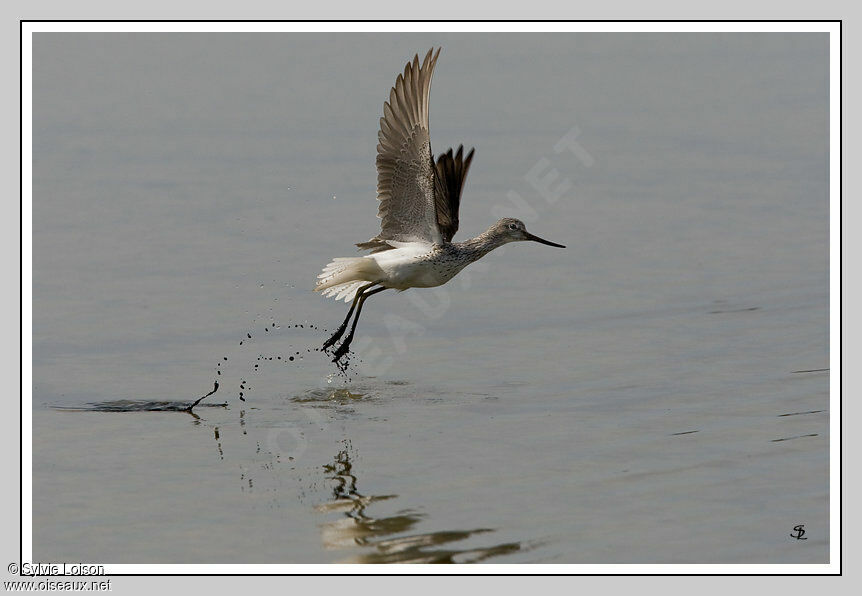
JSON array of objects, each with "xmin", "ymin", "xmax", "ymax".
[{"xmin": 187, "ymin": 381, "xmax": 220, "ymax": 411}]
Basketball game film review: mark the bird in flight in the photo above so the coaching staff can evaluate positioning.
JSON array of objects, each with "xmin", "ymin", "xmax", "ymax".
[{"xmin": 316, "ymin": 48, "xmax": 565, "ymax": 363}]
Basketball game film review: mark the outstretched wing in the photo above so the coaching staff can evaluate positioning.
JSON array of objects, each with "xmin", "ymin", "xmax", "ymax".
[
  {"xmin": 433, "ymin": 145, "xmax": 475, "ymax": 243},
  {"xmin": 357, "ymin": 48, "xmax": 442, "ymax": 252}
]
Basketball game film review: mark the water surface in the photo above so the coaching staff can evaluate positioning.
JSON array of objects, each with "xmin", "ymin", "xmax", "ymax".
[{"xmin": 32, "ymin": 33, "xmax": 829, "ymax": 564}]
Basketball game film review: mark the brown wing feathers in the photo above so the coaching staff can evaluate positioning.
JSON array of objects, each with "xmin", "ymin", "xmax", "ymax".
[
  {"xmin": 358, "ymin": 49, "xmax": 441, "ymax": 252},
  {"xmin": 356, "ymin": 49, "xmax": 475, "ymax": 250}
]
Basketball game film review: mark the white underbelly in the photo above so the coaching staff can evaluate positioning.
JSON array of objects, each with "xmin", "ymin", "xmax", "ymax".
[{"xmin": 369, "ymin": 244, "xmax": 465, "ymax": 290}]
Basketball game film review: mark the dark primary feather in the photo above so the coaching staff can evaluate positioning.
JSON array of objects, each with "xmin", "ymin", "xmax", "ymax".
[{"xmin": 434, "ymin": 145, "xmax": 475, "ymax": 243}]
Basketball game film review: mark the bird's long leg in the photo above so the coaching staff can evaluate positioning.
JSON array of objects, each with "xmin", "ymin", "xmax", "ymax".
[
  {"xmin": 322, "ymin": 283, "xmax": 378, "ymax": 351},
  {"xmin": 332, "ymin": 286, "xmax": 388, "ymax": 362}
]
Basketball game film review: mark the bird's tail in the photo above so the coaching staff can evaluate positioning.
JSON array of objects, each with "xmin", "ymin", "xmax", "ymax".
[{"xmin": 314, "ymin": 256, "xmax": 384, "ymax": 302}]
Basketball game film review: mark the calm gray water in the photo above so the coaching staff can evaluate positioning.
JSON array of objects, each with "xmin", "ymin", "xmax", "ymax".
[{"xmin": 32, "ymin": 33, "xmax": 829, "ymax": 564}]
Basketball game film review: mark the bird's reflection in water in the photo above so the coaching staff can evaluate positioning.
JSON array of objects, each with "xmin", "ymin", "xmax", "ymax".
[{"xmin": 315, "ymin": 444, "xmax": 522, "ymax": 563}]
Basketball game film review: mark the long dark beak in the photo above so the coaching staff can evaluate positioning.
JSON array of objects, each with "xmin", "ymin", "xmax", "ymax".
[{"xmin": 525, "ymin": 231, "xmax": 566, "ymax": 248}]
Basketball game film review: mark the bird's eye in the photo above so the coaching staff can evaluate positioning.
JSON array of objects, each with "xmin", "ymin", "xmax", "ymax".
[{"xmin": 508, "ymin": 223, "xmax": 518, "ymax": 230}]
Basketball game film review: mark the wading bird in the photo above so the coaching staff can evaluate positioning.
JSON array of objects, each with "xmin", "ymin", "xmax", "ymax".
[{"xmin": 316, "ymin": 48, "xmax": 565, "ymax": 362}]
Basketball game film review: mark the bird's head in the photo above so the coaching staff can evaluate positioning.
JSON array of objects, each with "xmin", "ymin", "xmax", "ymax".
[{"xmin": 491, "ymin": 218, "xmax": 566, "ymax": 248}]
